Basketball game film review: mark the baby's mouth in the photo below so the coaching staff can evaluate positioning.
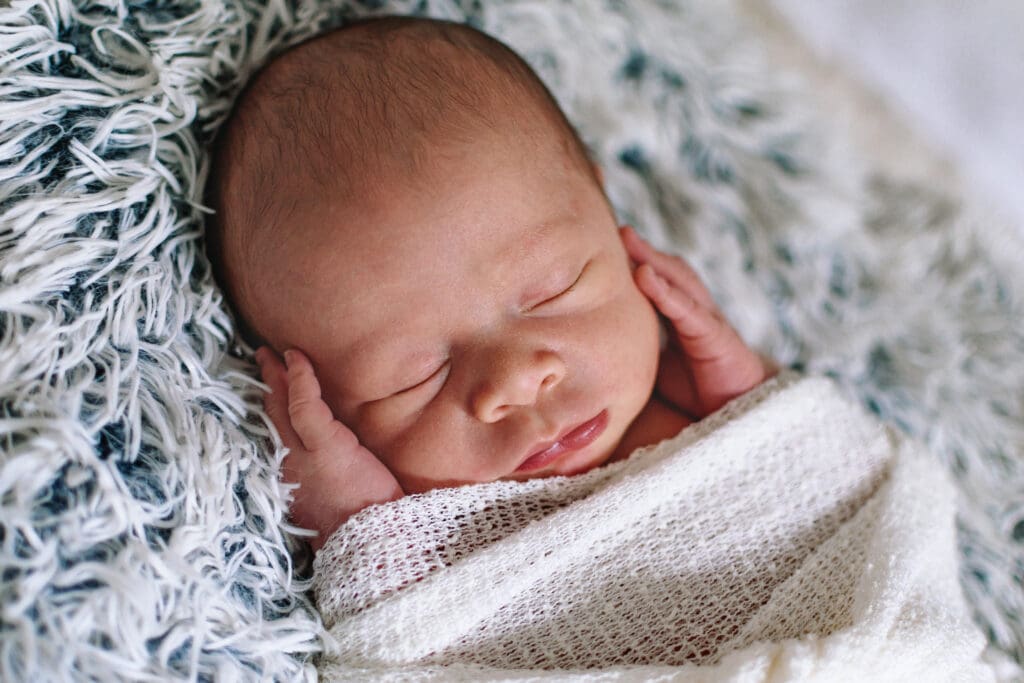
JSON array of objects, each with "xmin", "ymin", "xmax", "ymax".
[{"xmin": 515, "ymin": 410, "xmax": 610, "ymax": 473}]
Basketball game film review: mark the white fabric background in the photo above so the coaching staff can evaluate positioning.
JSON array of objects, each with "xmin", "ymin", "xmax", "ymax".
[{"xmin": 768, "ymin": 0, "xmax": 1024, "ymax": 231}]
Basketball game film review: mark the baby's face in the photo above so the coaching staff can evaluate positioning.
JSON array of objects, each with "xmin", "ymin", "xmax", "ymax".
[{"xmin": 256, "ymin": 134, "xmax": 661, "ymax": 493}]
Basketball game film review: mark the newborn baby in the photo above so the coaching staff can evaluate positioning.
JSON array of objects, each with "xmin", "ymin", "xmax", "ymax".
[{"xmin": 206, "ymin": 16, "xmax": 772, "ymax": 552}]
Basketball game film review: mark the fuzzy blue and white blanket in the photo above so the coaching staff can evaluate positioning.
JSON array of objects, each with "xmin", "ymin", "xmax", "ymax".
[{"xmin": 1, "ymin": 0, "xmax": 1022, "ymax": 680}]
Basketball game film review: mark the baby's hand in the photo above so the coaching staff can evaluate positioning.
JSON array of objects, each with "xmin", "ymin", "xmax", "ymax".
[
  {"xmin": 256, "ymin": 347, "xmax": 403, "ymax": 551},
  {"xmin": 621, "ymin": 226, "xmax": 774, "ymax": 419}
]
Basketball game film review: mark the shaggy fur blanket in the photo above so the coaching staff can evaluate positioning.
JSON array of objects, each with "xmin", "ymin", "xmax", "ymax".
[
  {"xmin": 1, "ymin": 0, "xmax": 1022, "ymax": 679},
  {"xmin": 314, "ymin": 374, "xmax": 993, "ymax": 681}
]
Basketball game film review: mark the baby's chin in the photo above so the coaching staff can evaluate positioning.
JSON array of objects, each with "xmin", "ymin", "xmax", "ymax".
[
  {"xmin": 396, "ymin": 436, "xmax": 625, "ymax": 493},
  {"xmin": 547, "ymin": 443, "xmax": 621, "ymax": 478},
  {"xmin": 502, "ymin": 445, "xmax": 614, "ymax": 483}
]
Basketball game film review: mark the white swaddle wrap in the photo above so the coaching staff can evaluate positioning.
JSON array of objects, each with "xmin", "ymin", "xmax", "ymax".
[{"xmin": 313, "ymin": 375, "xmax": 993, "ymax": 681}]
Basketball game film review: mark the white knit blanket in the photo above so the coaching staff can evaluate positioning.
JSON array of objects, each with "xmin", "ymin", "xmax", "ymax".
[
  {"xmin": 4, "ymin": 0, "xmax": 1024, "ymax": 677},
  {"xmin": 313, "ymin": 375, "xmax": 993, "ymax": 681}
]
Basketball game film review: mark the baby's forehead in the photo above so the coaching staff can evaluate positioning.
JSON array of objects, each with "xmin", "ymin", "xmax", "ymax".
[{"xmin": 277, "ymin": 193, "xmax": 582, "ymax": 320}]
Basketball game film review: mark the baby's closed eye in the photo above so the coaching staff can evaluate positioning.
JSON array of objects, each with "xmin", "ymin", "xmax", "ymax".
[
  {"xmin": 356, "ymin": 359, "xmax": 449, "ymax": 435},
  {"xmin": 523, "ymin": 260, "xmax": 590, "ymax": 313},
  {"xmin": 387, "ymin": 359, "xmax": 450, "ymax": 399}
]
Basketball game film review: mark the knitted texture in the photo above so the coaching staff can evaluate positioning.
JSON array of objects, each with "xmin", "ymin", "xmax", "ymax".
[
  {"xmin": 2, "ymin": 0, "xmax": 1023, "ymax": 679},
  {"xmin": 314, "ymin": 375, "xmax": 993, "ymax": 681}
]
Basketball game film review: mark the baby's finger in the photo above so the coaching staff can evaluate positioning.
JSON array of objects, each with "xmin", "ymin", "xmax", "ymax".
[
  {"xmin": 635, "ymin": 263, "xmax": 731, "ymax": 362},
  {"xmin": 620, "ymin": 226, "xmax": 715, "ymax": 309},
  {"xmin": 255, "ymin": 347, "xmax": 303, "ymax": 447},
  {"xmin": 284, "ymin": 349, "xmax": 349, "ymax": 453}
]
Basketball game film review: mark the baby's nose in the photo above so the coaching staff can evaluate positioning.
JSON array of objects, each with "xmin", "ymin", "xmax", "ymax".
[{"xmin": 470, "ymin": 348, "xmax": 565, "ymax": 423}]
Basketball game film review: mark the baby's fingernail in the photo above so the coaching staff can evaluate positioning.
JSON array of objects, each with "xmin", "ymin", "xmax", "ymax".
[{"xmin": 283, "ymin": 349, "xmax": 295, "ymax": 368}]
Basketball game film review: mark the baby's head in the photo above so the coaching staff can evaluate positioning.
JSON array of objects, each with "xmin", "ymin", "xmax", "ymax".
[{"xmin": 207, "ymin": 17, "xmax": 661, "ymax": 493}]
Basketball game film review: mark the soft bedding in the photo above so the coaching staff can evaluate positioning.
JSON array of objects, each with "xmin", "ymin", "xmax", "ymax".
[
  {"xmin": 2, "ymin": 0, "xmax": 1022, "ymax": 680},
  {"xmin": 315, "ymin": 374, "xmax": 992, "ymax": 681}
]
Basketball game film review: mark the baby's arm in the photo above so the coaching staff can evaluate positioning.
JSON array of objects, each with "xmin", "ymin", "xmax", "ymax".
[
  {"xmin": 256, "ymin": 348, "xmax": 403, "ymax": 551},
  {"xmin": 620, "ymin": 226, "xmax": 775, "ymax": 419}
]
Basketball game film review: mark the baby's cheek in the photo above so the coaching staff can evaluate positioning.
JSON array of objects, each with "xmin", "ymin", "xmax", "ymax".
[
  {"xmin": 616, "ymin": 286, "xmax": 662, "ymax": 393},
  {"xmin": 353, "ymin": 399, "xmax": 444, "ymax": 471},
  {"xmin": 371, "ymin": 410, "xmax": 474, "ymax": 494},
  {"xmin": 351, "ymin": 400, "xmax": 415, "ymax": 461},
  {"xmin": 573, "ymin": 294, "xmax": 657, "ymax": 407}
]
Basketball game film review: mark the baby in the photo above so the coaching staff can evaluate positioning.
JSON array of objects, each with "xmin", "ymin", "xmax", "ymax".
[{"xmin": 206, "ymin": 16, "xmax": 772, "ymax": 552}]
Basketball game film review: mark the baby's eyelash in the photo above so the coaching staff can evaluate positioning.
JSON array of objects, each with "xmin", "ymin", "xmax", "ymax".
[
  {"xmin": 392, "ymin": 359, "xmax": 449, "ymax": 397},
  {"xmin": 530, "ymin": 262, "xmax": 588, "ymax": 310}
]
